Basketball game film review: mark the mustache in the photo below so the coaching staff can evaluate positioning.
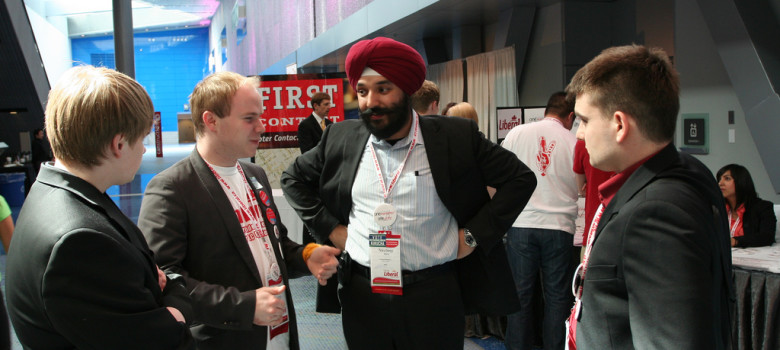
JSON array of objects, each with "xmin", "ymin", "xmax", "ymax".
[{"xmin": 359, "ymin": 107, "xmax": 393, "ymax": 118}]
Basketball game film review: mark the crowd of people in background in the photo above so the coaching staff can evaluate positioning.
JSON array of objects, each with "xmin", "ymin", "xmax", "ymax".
[{"xmin": 2, "ymin": 36, "xmax": 777, "ymax": 350}]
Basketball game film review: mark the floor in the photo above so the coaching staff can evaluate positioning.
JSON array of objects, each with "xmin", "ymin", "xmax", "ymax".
[{"xmin": 1, "ymin": 143, "xmax": 508, "ymax": 349}]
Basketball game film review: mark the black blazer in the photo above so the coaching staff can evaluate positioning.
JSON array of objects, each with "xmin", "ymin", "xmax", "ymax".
[
  {"xmin": 297, "ymin": 114, "xmax": 332, "ymax": 154},
  {"xmin": 138, "ymin": 148, "xmax": 309, "ymax": 350},
  {"xmin": 281, "ymin": 115, "xmax": 536, "ymax": 315},
  {"xmin": 576, "ymin": 144, "xmax": 733, "ymax": 349},
  {"xmin": 6, "ymin": 165, "xmax": 194, "ymax": 349},
  {"xmin": 732, "ymin": 197, "xmax": 777, "ymax": 248}
]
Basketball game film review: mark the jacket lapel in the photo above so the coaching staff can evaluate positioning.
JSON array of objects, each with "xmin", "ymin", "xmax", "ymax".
[
  {"xmin": 419, "ymin": 117, "xmax": 451, "ymax": 205},
  {"xmin": 339, "ymin": 123, "xmax": 370, "ymax": 219},
  {"xmin": 190, "ymin": 149, "xmax": 264, "ymax": 284},
  {"xmin": 244, "ymin": 169, "xmax": 291, "ymax": 284},
  {"xmin": 592, "ymin": 144, "xmax": 677, "ymax": 245}
]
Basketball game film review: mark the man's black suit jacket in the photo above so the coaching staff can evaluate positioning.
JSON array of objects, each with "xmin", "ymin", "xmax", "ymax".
[
  {"xmin": 297, "ymin": 114, "xmax": 332, "ymax": 154},
  {"xmin": 282, "ymin": 115, "xmax": 537, "ymax": 314},
  {"xmin": 139, "ymin": 149, "xmax": 309, "ymax": 350},
  {"xmin": 7, "ymin": 165, "xmax": 194, "ymax": 349},
  {"xmin": 576, "ymin": 144, "xmax": 733, "ymax": 349}
]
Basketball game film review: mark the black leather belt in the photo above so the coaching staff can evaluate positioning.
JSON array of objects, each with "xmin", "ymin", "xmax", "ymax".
[{"xmin": 349, "ymin": 260, "xmax": 453, "ymax": 286}]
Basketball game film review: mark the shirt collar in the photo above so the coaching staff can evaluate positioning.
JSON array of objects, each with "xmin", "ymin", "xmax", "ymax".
[
  {"xmin": 312, "ymin": 112, "xmax": 324, "ymax": 123},
  {"xmin": 369, "ymin": 111, "xmax": 423, "ymax": 149},
  {"xmin": 544, "ymin": 116, "xmax": 564, "ymax": 128},
  {"xmin": 597, "ymin": 151, "xmax": 658, "ymax": 207}
]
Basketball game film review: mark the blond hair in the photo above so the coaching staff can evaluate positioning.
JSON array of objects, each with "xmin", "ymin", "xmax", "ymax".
[
  {"xmin": 446, "ymin": 102, "xmax": 479, "ymax": 124},
  {"xmin": 190, "ymin": 71, "xmax": 260, "ymax": 135},
  {"xmin": 45, "ymin": 66, "xmax": 153, "ymax": 168}
]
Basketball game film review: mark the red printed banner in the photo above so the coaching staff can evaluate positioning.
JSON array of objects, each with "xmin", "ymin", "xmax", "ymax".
[{"xmin": 255, "ymin": 75, "xmax": 351, "ymax": 149}]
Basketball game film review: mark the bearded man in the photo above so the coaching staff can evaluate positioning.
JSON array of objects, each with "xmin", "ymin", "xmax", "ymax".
[{"xmin": 281, "ymin": 37, "xmax": 537, "ymax": 349}]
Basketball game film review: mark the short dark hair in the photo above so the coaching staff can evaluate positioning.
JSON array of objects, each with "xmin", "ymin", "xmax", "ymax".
[
  {"xmin": 311, "ymin": 92, "xmax": 331, "ymax": 107},
  {"xmin": 411, "ymin": 80, "xmax": 440, "ymax": 114},
  {"xmin": 566, "ymin": 45, "xmax": 679, "ymax": 143},
  {"xmin": 544, "ymin": 91, "xmax": 573, "ymax": 119},
  {"xmin": 716, "ymin": 164, "xmax": 757, "ymax": 208}
]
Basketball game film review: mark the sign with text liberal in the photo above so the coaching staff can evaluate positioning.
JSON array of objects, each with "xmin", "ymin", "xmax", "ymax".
[
  {"xmin": 497, "ymin": 107, "xmax": 523, "ymax": 140},
  {"xmin": 255, "ymin": 75, "xmax": 346, "ymax": 149}
]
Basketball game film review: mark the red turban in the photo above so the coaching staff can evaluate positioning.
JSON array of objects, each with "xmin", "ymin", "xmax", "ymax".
[{"xmin": 345, "ymin": 37, "xmax": 426, "ymax": 96}]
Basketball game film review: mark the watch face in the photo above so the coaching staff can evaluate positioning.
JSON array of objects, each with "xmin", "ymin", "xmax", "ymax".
[{"xmin": 465, "ymin": 233, "xmax": 476, "ymax": 247}]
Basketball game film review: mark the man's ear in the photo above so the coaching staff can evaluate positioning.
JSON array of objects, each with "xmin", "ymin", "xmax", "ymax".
[
  {"xmin": 203, "ymin": 111, "xmax": 218, "ymax": 132},
  {"xmin": 109, "ymin": 134, "xmax": 125, "ymax": 158},
  {"xmin": 614, "ymin": 111, "xmax": 630, "ymax": 143},
  {"xmin": 567, "ymin": 112, "xmax": 576, "ymax": 129}
]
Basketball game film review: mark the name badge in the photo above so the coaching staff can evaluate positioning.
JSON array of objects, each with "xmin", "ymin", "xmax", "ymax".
[
  {"xmin": 267, "ymin": 263, "xmax": 289, "ymax": 339},
  {"xmin": 369, "ymin": 230, "xmax": 402, "ymax": 295}
]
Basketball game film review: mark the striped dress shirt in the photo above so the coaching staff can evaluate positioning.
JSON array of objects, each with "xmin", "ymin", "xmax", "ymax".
[{"xmin": 345, "ymin": 114, "xmax": 459, "ymax": 271}]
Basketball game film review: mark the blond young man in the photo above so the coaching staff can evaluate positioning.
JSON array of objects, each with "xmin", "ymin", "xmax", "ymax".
[
  {"xmin": 139, "ymin": 71, "xmax": 339, "ymax": 350},
  {"xmin": 6, "ymin": 66, "xmax": 194, "ymax": 349}
]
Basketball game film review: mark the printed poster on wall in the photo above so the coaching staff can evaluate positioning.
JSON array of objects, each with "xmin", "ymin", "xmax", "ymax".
[
  {"xmin": 254, "ymin": 73, "xmax": 359, "ymax": 149},
  {"xmin": 497, "ymin": 107, "xmax": 523, "ymax": 141},
  {"xmin": 523, "ymin": 108, "xmax": 545, "ymax": 124},
  {"xmin": 496, "ymin": 106, "xmax": 545, "ymax": 143}
]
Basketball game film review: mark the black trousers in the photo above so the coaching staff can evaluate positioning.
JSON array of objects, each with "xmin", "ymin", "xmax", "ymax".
[{"xmin": 338, "ymin": 266, "xmax": 464, "ymax": 350}]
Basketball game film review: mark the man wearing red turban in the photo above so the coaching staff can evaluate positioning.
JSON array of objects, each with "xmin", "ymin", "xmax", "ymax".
[{"xmin": 282, "ymin": 37, "xmax": 537, "ymax": 348}]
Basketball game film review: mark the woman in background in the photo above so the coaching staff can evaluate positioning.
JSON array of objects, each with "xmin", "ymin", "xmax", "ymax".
[
  {"xmin": 445, "ymin": 102, "xmax": 479, "ymax": 124},
  {"xmin": 440, "ymin": 102, "xmax": 458, "ymax": 116},
  {"xmin": 717, "ymin": 164, "xmax": 777, "ymax": 247}
]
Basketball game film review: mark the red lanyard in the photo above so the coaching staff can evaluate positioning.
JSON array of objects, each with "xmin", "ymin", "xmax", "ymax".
[
  {"xmin": 567, "ymin": 203, "xmax": 605, "ymax": 350},
  {"xmin": 207, "ymin": 163, "xmax": 260, "ymax": 224},
  {"xmin": 368, "ymin": 114, "xmax": 419, "ymax": 200},
  {"xmin": 578, "ymin": 203, "xmax": 604, "ymax": 297}
]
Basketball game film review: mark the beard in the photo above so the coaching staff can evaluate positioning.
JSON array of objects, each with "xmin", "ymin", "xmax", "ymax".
[{"xmin": 359, "ymin": 94, "xmax": 412, "ymax": 140}]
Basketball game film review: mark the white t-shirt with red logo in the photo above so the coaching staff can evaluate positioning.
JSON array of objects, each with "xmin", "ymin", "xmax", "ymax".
[
  {"xmin": 501, "ymin": 117, "xmax": 578, "ymax": 233},
  {"xmin": 209, "ymin": 163, "xmax": 290, "ymax": 349}
]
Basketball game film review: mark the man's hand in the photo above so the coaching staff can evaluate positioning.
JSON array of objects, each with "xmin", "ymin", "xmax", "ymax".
[
  {"xmin": 166, "ymin": 307, "xmax": 185, "ymax": 323},
  {"xmin": 329, "ymin": 224, "xmax": 348, "ymax": 251},
  {"xmin": 253, "ymin": 286, "xmax": 287, "ymax": 326},
  {"xmin": 457, "ymin": 228, "xmax": 476, "ymax": 259},
  {"xmin": 157, "ymin": 266, "xmax": 167, "ymax": 291},
  {"xmin": 306, "ymin": 245, "xmax": 340, "ymax": 286}
]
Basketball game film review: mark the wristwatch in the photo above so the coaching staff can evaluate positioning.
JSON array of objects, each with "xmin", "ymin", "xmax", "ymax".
[{"xmin": 463, "ymin": 228, "xmax": 478, "ymax": 248}]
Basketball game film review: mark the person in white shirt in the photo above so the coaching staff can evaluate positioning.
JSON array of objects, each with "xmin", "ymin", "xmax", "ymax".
[
  {"xmin": 138, "ymin": 71, "xmax": 340, "ymax": 350},
  {"xmin": 501, "ymin": 91, "xmax": 578, "ymax": 350},
  {"xmin": 281, "ymin": 37, "xmax": 536, "ymax": 349}
]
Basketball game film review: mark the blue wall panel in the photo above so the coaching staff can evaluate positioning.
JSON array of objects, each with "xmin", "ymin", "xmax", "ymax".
[{"xmin": 71, "ymin": 28, "xmax": 209, "ymax": 134}]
